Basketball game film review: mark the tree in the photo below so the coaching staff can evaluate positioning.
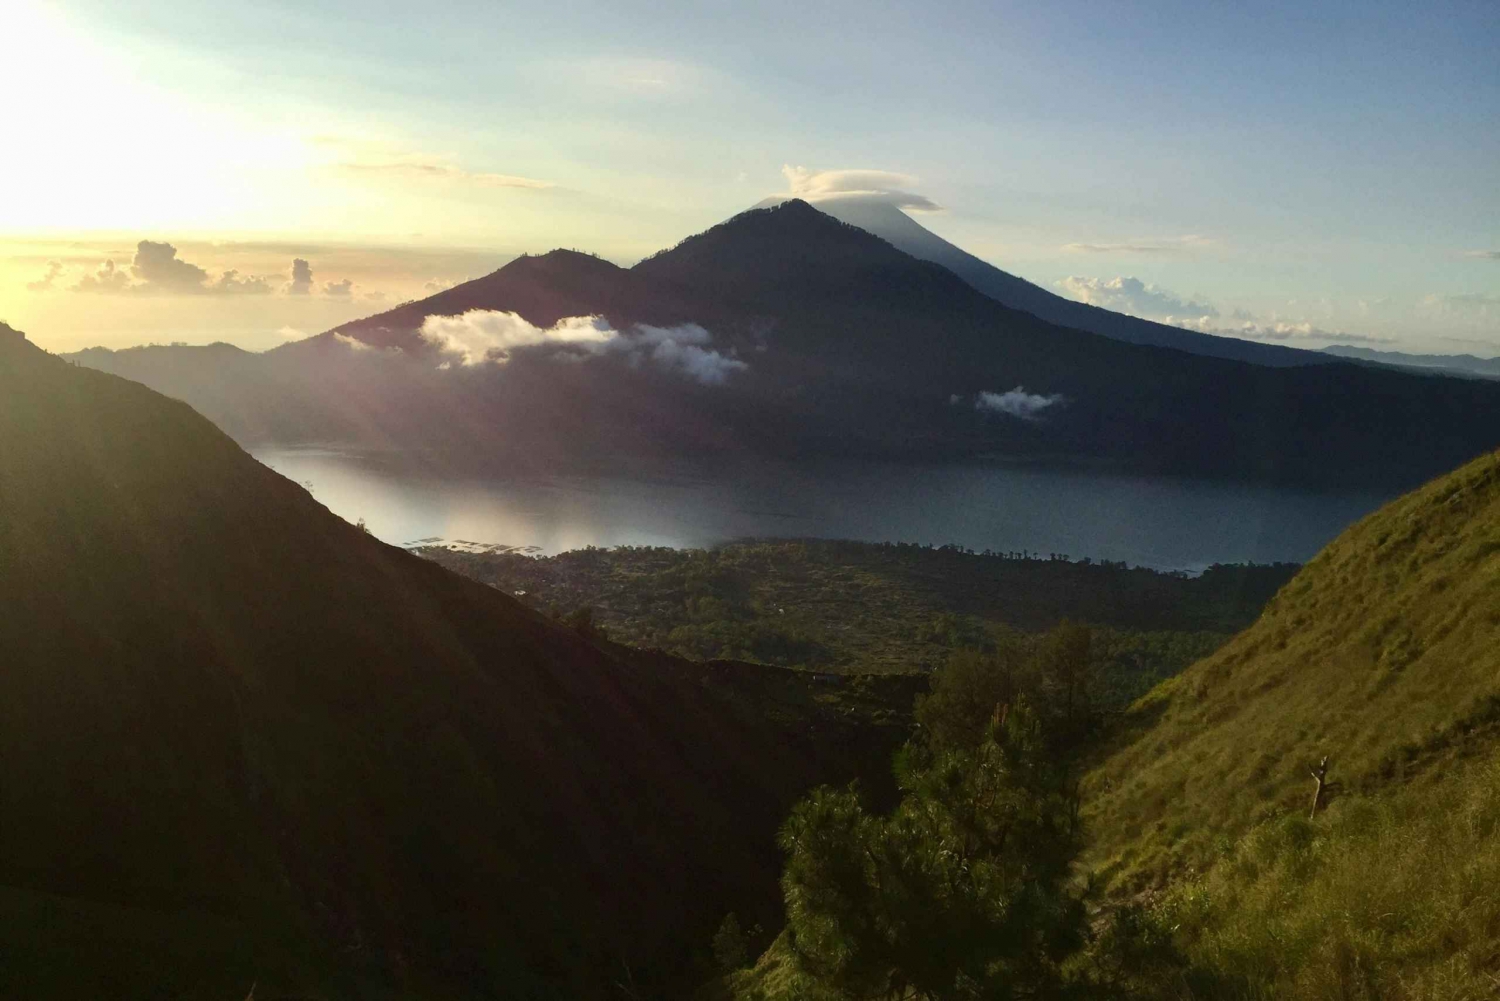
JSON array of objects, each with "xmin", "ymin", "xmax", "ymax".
[
  {"xmin": 776, "ymin": 699, "xmax": 1087, "ymax": 1000},
  {"xmin": 714, "ymin": 912, "xmax": 752, "ymax": 972},
  {"xmin": 914, "ymin": 633, "xmax": 1033, "ymax": 754},
  {"xmin": 1035, "ymin": 621, "xmax": 1093, "ymax": 737}
]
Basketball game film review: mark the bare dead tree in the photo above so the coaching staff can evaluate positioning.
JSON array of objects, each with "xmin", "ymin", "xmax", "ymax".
[{"xmin": 1309, "ymin": 755, "xmax": 1330, "ymax": 820}]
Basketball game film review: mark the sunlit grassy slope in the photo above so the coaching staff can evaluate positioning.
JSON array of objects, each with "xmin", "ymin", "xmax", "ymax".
[{"xmin": 1084, "ymin": 448, "xmax": 1500, "ymax": 997}]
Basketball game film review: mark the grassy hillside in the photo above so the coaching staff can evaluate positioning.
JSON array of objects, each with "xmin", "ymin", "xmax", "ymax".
[
  {"xmin": 1083, "ymin": 448, "xmax": 1500, "ymax": 997},
  {"xmin": 0, "ymin": 326, "xmax": 909, "ymax": 999}
]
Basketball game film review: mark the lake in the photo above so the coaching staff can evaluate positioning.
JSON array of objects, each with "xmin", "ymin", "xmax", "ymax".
[{"xmin": 251, "ymin": 447, "xmax": 1394, "ymax": 572}]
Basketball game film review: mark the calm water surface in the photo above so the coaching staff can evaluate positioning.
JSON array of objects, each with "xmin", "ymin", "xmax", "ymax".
[{"xmin": 252, "ymin": 447, "xmax": 1393, "ymax": 572}]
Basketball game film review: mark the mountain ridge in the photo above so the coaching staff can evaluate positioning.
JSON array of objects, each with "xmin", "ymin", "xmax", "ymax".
[
  {"xmin": 62, "ymin": 203, "xmax": 1500, "ymax": 488},
  {"xmin": 790, "ymin": 198, "xmax": 1333, "ymax": 368}
]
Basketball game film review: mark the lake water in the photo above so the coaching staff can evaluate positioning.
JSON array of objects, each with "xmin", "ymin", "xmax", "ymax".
[{"xmin": 252, "ymin": 447, "xmax": 1394, "ymax": 572}]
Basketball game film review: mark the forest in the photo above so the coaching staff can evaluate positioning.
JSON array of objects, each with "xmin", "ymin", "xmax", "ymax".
[{"xmin": 419, "ymin": 539, "xmax": 1297, "ymax": 709}]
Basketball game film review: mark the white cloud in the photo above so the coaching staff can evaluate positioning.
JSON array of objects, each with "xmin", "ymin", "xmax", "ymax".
[
  {"xmin": 26, "ymin": 260, "xmax": 63, "ymax": 292},
  {"xmin": 415, "ymin": 311, "xmax": 747, "ymax": 385},
  {"xmin": 70, "ymin": 259, "xmax": 132, "ymax": 293},
  {"xmin": 209, "ymin": 269, "xmax": 274, "ymax": 295},
  {"xmin": 334, "ymin": 332, "xmax": 381, "ymax": 352},
  {"xmin": 973, "ymin": 387, "xmax": 1066, "ymax": 421},
  {"xmin": 419, "ymin": 311, "xmax": 616, "ymax": 365},
  {"xmin": 778, "ymin": 165, "xmax": 942, "ymax": 212},
  {"xmin": 1055, "ymin": 275, "xmax": 1218, "ymax": 319},
  {"xmin": 1462, "ymin": 251, "xmax": 1500, "ymax": 261},
  {"xmin": 631, "ymin": 323, "xmax": 748, "ymax": 385},
  {"xmin": 67, "ymin": 241, "xmax": 278, "ymax": 295},
  {"xmin": 285, "ymin": 258, "xmax": 313, "ymax": 295},
  {"xmin": 1167, "ymin": 317, "xmax": 1393, "ymax": 345},
  {"xmin": 1062, "ymin": 236, "xmax": 1215, "ymax": 254},
  {"xmin": 131, "ymin": 240, "xmax": 209, "ymax": 290},
  {"xmin": 322, "ymin": 278, "xmax": 355, "ymax": 298}
]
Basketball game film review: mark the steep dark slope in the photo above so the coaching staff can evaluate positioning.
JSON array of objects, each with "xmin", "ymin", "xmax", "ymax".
[
  {"xmin": 0, "ymin": 324, "xmax": 903, "ymax": 998},
  {"xmin": 807, "ymin": 198, "xmax": 1328, "ymax": 368}
]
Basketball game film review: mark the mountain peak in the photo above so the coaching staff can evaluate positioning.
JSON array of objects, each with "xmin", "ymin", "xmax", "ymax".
[
  {"xmin": 632, "ymin": 197, "xmax": 944, "ymax": 299},
  {"xmin": 503, "ymin": 247, "xmax": 625, "ymax": 278}
]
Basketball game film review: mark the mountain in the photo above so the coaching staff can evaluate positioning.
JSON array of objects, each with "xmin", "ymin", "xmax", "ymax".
[
  {"xmin": 68, "ymin": 202, "xmax": 1500, "ymax": 488},
  {"xmin": 804, "ymin": 197, "xmax": 1330, "ymax": 367},
  {"xmin": 1082, "ymin": 446, "xmax": 1500, "ymax": 995},
  {"xmin": 1323, "ymin": 343, "xmax": 1500, "ymax": 379},
  {"xmin": 0, "ymin": 323, "xmax": 910, "ymax": 998}
]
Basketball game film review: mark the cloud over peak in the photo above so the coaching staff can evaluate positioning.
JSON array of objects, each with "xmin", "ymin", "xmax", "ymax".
[
  {"xmin": 777, "ymin": 165, "xmax": 942, "ymax": 212},
  {"xmin": 415, "ymin": 311, "xmax": 747, "ymax": 385}
]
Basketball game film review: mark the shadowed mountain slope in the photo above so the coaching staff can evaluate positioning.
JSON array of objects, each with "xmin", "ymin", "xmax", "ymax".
[
  {"xmin": 803, "ymin": 198, "xmax": 1329, "ymax": 368},
  {"xmin": 0, "ymin": 324, "xmax": 907, "ymax": 999}
]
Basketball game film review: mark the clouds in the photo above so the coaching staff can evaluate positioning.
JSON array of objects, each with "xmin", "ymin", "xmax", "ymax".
[
  {"xmin": 132, "ymin": 240, "xmax": 210, "ymax": 290},
  {"xmin": 415, "ymin": 310, "xmax": 747, "ymax": 385},
  {"xmin": 1055, "ymin": 275, "xmax": 1218, "ymax": 320},
  {"xmin": 966, "ymin": 387, "xmax": 1067, "ymax": 421},
  {"xmin": 629, "ymin": 323, "xmax": 749, "ymax": 385},
  {"xmin": 1054, "ymin": 275, "xmax": 1398, "ymax": 344},
  {"xmin": 778, "ymin": 166, "xmax": 942, "ymax": 212},
  {"xmin": 286, "ymin": 258, "xmax": 313, "ymax": 295},
  {"xmin": 44, "ymin": 242, "xmax": 374, "ymax": 300},
  {"xmin": 62, "ymin": 241, "xmax": 273, "ymax": 295},
  {"xmin": 209, "ymin": 269, "xmax": 274, "ymax": 294},
  {"xmin": 1062, "ymin": 236, "xmax": 1215, "ymax": 254},
  {"xmin": 71, "ymin": 259, "xmax": 133, "ymax": 293},
  {"xmin": 1214, "ymin": 320, "xmax": 1393, "ymax": 345},
  {"xmin": 419, "ymin": 311, "xmax": 616, "ymax": 365},
  {"xmin": 1462, "ymin": 251, "xmax": 1500, "ymax": 261},
  {"xmin": 25, "ymin": 260, "xmax": 64, "ymax": 292}
]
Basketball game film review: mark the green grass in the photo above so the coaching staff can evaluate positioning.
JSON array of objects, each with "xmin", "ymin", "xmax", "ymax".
[
  {"xmin": 1082, "ymin": 449, "xmax": 1500, "ymax": 997},
  {"xmin": 1145, "ymin": 754, "xmax": 1500, "ymax": 999}
]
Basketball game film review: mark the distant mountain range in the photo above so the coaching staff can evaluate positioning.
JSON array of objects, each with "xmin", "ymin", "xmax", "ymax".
[
  {"xmin": 70, "ymin": 200, "xmax": 1500, "ymax": 488},
  {"xmin": 1323, "ymin": 344, "xmax": 1500, "ymax": 379},
  {"xmin": 0, "ymin": 322, "xmax": 911, "ymax": 997}
]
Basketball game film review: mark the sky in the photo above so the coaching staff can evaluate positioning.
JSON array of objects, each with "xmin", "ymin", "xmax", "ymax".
[{"xmin": 1, "ymin": 0, "xmax": 1496, "ymax": 354}]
